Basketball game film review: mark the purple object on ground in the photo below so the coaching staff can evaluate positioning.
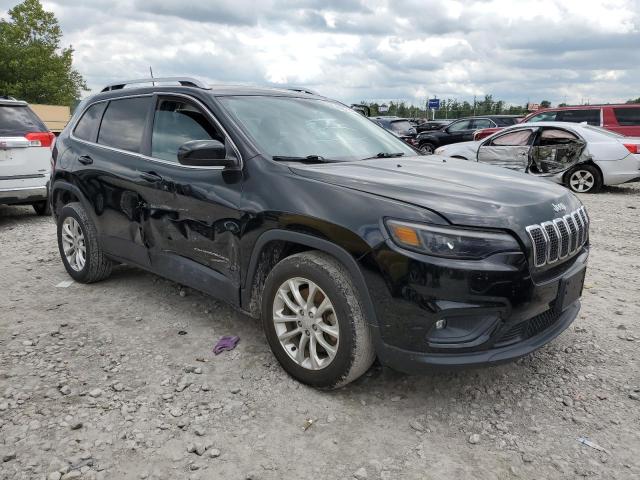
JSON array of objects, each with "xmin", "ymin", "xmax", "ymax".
[{"xmin": 213, "ymin": 335, "xmax": 240, "ymax": 355}]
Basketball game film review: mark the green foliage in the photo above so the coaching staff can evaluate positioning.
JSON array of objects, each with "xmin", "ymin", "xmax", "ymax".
[
  {"xmin": 0, "ymin": 0, "xmax": 86, "ymax": 105},
  {"xmin": 360, "ymin": 96, "xmax": 529, "ymax": 120},
  {"xmin": 626, "ymin": 97, "xmax": 640, "ymax": 104},
  {"xmin": 540, "ymin": 100, "xmax": 551, "ymax": 108}
]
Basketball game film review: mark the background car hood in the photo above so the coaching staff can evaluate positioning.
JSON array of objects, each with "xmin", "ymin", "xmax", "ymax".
[{"xmin": 290, "ymin": 156, "xmax": 581, "ymax": 230}]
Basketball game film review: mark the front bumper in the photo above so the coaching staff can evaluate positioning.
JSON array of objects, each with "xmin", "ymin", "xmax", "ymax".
[
  {"xmin": 361, "ymin": 240, "xmax": 588, "ymax": 372},
  {"xmin": 0, "ymin": 185, "xmax": 48, "ymax": 205}
]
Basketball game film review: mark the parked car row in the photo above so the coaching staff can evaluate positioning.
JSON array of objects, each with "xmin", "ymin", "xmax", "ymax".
[{"xmin": 435, "ymin": 122, "xmax": 640, "ymax": 193}]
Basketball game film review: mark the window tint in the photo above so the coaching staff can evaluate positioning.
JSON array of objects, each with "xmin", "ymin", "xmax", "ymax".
[
  {"xmin": 471, "ymin": 119, "xmax": 493, "ymax": 129},
  {"xmin": 613, "ymin": 107, "xmax": 640, "ymax": 126},
  {"xmin": 73, "ymin": 102, "xmax": 106, "ymax": 142},
  {"xmin": 98, "ymin": 97, "xmax": 152, "ymax": 153},
  {"xmin": 0, "ymin": 105, "xmax": 47, "ymax": 136},
  {"xmin": 528, "ymin": 112, "xmax": 557, "ymax": 122},
  {"xmin": 493, "ymin": 117, "xmax": 518, "ymax": 126},
  {"xmin": 491, "ymin": 129, "xmax": 535, "ymax": 146},
  {"xmin": 448, "ymin": 120, "xmax": 471, "ymax": 132},
  {"xmin": 556, "ymin": 109, "xmax": 600, "ymax": 126},
  {"xmin": 151, "ymin": 99, "xmax": 221, "ymax": 162}
]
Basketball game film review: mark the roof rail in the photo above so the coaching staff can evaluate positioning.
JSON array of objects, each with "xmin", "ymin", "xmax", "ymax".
[
  {"xmin": 286, "ymin": 87, "xmax": 321, "ymax": 96},
  {"xmin": 101, "ymin": 77, "xmax": 210, "ymax": 92},
  {"xmin": 0, "ymin": 95, "xmax": 17, "ymax": 101}
]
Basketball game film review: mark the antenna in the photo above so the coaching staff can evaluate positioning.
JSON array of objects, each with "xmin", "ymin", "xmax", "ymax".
[{"xmin": 149, "ymin": 66, "xmax": 155, "ymax": 86}]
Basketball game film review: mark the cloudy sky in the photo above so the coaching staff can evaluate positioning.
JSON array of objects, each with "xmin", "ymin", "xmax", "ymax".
[{"xmin": 2, "ymin": 0, "xmax": 640, "ymax": 106}]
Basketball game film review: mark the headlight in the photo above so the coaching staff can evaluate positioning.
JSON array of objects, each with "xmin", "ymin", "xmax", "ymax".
[{"xmin": 385, "ymin": 219, "xmax": 520, "ymax": 259}]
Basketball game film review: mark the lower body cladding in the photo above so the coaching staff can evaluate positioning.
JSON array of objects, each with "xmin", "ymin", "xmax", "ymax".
[{"xmin": 361, "ymin": 242, "xmax": 588, "ymax": 373}]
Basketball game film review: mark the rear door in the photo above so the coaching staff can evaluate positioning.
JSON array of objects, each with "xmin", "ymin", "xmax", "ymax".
[
  {"xmin": 477, "ymin": 128, "xmax": 537, "ymax": 171},
  {"xmin": 0, "ymin": 102, "xmax": 53, "ymax": 194},
  {"xmin": 69, "ymin": 95, "xmax": 154, "ymax": 267},
  {"xmin": 610, "ymin": 107, "xmax": 640, "ymax": 136}
]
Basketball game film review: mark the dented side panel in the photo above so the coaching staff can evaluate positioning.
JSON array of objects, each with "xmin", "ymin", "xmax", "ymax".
[{"xmin": 477, "ymin": 145, "xmax": 530, "ymax": 171}]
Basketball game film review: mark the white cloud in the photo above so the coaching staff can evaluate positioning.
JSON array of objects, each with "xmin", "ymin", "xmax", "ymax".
[{"xmin": 3, "ymin": 0, "xmax": 639, "ymax": 105}]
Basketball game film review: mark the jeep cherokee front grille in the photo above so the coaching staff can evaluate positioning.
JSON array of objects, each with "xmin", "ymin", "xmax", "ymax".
[{"xmin": 526, "ymin": 206, "xmax": 589, "ymax": 267}]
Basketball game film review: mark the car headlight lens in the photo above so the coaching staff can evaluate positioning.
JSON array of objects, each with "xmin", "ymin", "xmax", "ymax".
[{"xmin": 386, "ymin": 220, "xmax": 520, "ymax": 259}]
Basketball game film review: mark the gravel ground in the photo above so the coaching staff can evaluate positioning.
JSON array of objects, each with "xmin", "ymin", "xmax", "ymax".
[{"xmin": 1, "ymin": 184, "xmax": 639, "ymax": 480}]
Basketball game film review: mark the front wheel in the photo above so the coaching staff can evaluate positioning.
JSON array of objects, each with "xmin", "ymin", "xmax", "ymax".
[
  {"xmin": 565, "ymin": 164, "xmax": 602, "ymax": 193},
  {"xmin": 261, "ymin": 251, "xmax": 375, "ymax": 389}
]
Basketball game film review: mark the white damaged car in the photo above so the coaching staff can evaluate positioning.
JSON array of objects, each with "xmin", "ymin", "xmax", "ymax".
[{"xmin": 434, "ymin": 121, "xmax": 640, "ymax": 193}]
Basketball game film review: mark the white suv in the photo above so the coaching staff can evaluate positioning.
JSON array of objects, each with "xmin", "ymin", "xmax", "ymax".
[{"xmin": 0, "ymin": 96, "xmax": 55, "ymax": 215}]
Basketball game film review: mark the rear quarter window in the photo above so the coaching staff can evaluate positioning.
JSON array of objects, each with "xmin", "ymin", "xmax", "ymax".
[
  {"xmin": 73, "ymin": 102, "xmax": 107, "ymax": 142},
  {"xmin": 97, "ymin": 97, "xmax": 152, "ymax": 153},
  {"xmin": 0, "ymin": 105, "xmax": 47, "ymax": 136},
  {"xmin": 613, "ymin": 107, "xmax": 640, "ymax": 126}
]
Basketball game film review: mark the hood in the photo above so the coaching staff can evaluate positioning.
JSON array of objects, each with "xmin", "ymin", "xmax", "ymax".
[{"xmin": 290, "ymin": 156, "xmax": 581, "ymax": 230}]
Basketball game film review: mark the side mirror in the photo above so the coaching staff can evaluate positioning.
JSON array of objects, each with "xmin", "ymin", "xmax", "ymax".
[{"xmin": 177, "ymin": 140, "xmax": 238, "ymax": 168}]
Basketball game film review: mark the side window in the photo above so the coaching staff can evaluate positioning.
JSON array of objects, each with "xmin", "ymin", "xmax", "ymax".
[
  {"xmin": 528, "ymin": 111, "xmax": 557, "ymax": 122},
  {"xmin": 448, "ymin": 120, "xmax": 471, "ymax": 132},
  {"xmin": 613, "ymin": 108, "xmax": 640, "ymax": 126},
  {"xmin": 490, "ymin": 129, "xmax": 535, "ymax": 146},
  {"xmin": 97, "ymin": 97, "xmax": 152, "ymax": 153},
  {"xmin": 471, "ymin": 119, "xmax": 493, "ymax": 129},
  {"xmin": 556, "ymin": 109, "xmax": 600, "ymax": 126},
  {"xmin": 151, "ymin": 98, "xmax": 222, "ymax": 163},
  {"xmin": 73, "ymin": 103, "xmax": 106, "ymax": 142}
]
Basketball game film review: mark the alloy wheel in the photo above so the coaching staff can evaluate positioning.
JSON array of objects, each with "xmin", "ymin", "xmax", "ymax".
[
  {"xmin": 61, "ymin": 217, "xmax": 86, "ymax": 272},
  {"xmin": 272, "ymin": 277, "xmax": 339, "ymax": 370},
  {"xmin": 569, "ymin": 170, "xmax": 595, "ymax": 193}
]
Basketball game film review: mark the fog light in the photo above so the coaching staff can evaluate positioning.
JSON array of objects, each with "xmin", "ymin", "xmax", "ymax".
[{"xmin": 435, "ymin": 319, "xmax": 447, "ymax": 330}]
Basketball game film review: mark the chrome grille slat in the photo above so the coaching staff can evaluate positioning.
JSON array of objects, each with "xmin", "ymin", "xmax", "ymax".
[{"xmin": 526, "ymin": 207, "xmax": 588, "ymax": 267}]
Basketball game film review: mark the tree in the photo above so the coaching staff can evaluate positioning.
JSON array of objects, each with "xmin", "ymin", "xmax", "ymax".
[
  {"xmin": 0, "ymin": 0, "xmax": 86, "ymax": 105},
  {"xmin": 540, "ymin": 100, "xmax": 551, "ymax": 108},
  {"xmin": 626, "ymin": 97, "xmax": 640, "ymax": 104}
]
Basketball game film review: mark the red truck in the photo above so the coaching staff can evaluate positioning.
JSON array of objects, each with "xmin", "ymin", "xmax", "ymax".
[{"xmin": 474, "ymin": 104, "xmax": 640, "ymax": 140}]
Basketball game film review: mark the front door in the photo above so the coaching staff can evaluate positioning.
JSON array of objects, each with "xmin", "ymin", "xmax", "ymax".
[{"xmin": 138, "ymin": 95, "xmax": 244, "ymax": 296}]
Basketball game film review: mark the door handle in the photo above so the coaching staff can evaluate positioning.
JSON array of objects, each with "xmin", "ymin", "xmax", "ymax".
[
  {"xmin": 77, "ymin": 155, "xmax": 93, "ymax": 165},
  {"xmin": 140, "ymin": 171, "xmax": 163, "ymax": 182}
]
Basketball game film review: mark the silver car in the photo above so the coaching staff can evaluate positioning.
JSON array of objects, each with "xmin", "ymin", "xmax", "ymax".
[
  {"xmin": 434, "ymin": 121, "xmax": 640, "ymax": 193},
  {"xmin": 0, "ymin": 96, "xmax": 54, "ymax": 214}
]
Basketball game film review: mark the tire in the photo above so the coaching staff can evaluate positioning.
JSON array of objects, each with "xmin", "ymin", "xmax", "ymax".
[
  {"xmin": 419, "ymin": 142, "xmax": 435, "ymax": 155},
  {"xmin": 32, "ymin": 200, "xmax": 51, "ymax": 216},
  {"xmin": 564, "ymin": 164, "xmax": 602, "ymax": 194},
  {"xmin": 56, "ymin": 202, "xmax": 113, "ymax": 283},
  {"xmin": 261, "ymin": 251, "xmax": 375, "ymax": 389}
]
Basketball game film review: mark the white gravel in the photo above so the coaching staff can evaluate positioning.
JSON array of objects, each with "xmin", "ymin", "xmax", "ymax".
[{"xmin": 0, "ymin": 183, "xmax": 639, "ymax": 479}]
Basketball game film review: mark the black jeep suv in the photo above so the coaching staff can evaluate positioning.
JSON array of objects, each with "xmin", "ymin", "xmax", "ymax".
[{"xmin": 50, "ymin": 78, "xmax": 589, "ymax": 389}]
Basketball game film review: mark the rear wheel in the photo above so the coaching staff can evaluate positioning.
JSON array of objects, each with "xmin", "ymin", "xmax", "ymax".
[
  {"xmin": 261, "ymin": 251, "xmax": 375, "ymax": 389},
  {"xmin": 32, "ymin": 200, "xmax": 51, "ymax": 216},
  {"xmin": 57, "ymin": 202, "xmax": 113, "ymax": 283},
  {"xmin": 565, "ymin": 164, "xmax": 602, "ymax": 193},
  {"xmin": 419, "ymin": 142, "xmax": 435, "ymax": 155}
]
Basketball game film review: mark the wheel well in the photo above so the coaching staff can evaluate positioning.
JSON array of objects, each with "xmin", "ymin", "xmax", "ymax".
[
  {"xmin": 245, "ymin": 240, "xmax": 313, "ymax": 318},
  {"xmin": 52, "ymin": 188, "xmax": 79, "ymax": 219},
  {"xmin": 451, "ymin": 155, "xmax": 468, "ymax": 160}
]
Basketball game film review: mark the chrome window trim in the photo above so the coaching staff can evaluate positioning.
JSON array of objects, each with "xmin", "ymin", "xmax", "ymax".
[{"xmin": 69, "ymin": 92, "xmax": 242, "ymax": 171}]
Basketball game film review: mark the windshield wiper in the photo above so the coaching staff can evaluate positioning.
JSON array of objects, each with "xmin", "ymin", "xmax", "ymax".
[
  {"xmin": 362, "ymin": 152, "xmax": 406, "ymax": 160},
  {"xmin": 272, "ymin": 155, "xmax": 334, "ymax": 163}
]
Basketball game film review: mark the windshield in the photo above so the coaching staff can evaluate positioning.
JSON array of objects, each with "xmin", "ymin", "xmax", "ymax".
[{"xmin": 218, "ymin": 96, "xmax": 416, "ymax": 161}]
